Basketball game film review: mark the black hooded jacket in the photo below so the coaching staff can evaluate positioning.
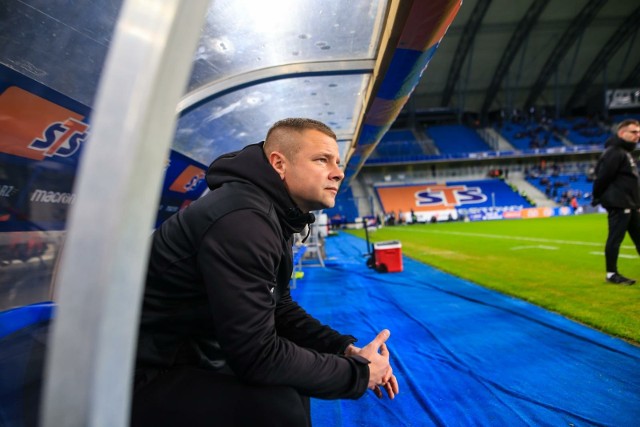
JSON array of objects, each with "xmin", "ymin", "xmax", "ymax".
[
  {"xmin": 135, "ymin": 143, "xmax": 369, "ymax": 399},
  {"xmin": 593, "ymin": 135, "xmax": 640, "ymax": 209}
]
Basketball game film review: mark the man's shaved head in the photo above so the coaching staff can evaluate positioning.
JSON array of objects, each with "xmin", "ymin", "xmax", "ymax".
[{"xmin": 264, "ymin": 118, "xmax": 337, "ymax": 160}]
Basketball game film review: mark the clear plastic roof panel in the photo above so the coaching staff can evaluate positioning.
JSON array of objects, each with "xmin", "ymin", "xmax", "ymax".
[
  {"xmin": 175, "ymin": 73, "xmax": 370, "ymax": 165},
  {"xmin": 189, "ymin": 0, "xmax": 386, "ymax": 92},
  {"xmin": 0, "ymin": 0, "xmax": 122, "ymax": 107}
]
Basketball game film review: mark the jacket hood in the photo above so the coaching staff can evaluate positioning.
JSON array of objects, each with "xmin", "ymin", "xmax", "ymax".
[
  {"xmin": 605, "ymin": 135, "xmax": 637, "ymax": 152},
  {"xmin": 206, "ymin": 143, "xmax": 315, "ymax": 234}
]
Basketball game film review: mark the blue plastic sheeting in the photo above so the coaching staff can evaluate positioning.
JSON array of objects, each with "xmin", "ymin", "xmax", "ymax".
[
  {"xmin": 0, "ymin": 303, "xmax": 53, "ymax": 426},
  {"xmin": 291, "ymin": 232, "xmax": 640, "ymax": 427},
  {"xmin": 0, "ymin": 302, "xmax": 54, "ymax": 339}
]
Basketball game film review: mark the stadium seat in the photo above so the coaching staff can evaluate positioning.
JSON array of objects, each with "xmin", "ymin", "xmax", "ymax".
[{"xmin": 425, "ymin": 124, "xmax": 491, "ymax": 154}]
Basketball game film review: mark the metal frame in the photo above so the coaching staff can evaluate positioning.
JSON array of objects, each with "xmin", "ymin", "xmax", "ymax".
[
  {"xmin": 441, "ymin": 0, "xmax": 492, "ymax": 107},
  {"xmin": 621, "ymin": 59, "xmax": 640, "ymax": 88},
  {"xmin": 565, "ymin": 6, "xmax": 640, "ymax": 112},
  {"xmin": 480, "ymin": 0, "xmax": 550, "ymax": 119},
  {"xmin": 524, "ymin": 0, "xmax": 607, "ymax": 110},
  {"xmin": 177, "ymin": 59, "xmax": 375, "ymax": 114},
  {"xmin": 40, "ymin": 1, "xmax": 210, "ymax": 426}
]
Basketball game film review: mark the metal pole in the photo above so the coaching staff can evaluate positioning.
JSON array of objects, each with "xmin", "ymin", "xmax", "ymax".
[
  {"xmin": 40, "ymin": 1, "xmax": 209, "ymax": 426},
  {"xmin": 363, "ymin": 217, "xmax": 372, "ymax": 254}
]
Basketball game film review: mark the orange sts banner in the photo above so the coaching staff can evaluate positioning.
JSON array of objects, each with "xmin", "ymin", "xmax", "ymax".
[
  {"xmin": 156, "ymin": 150, "xmax": 209, "ymax": 228},
  {"xmin": 0, "ymin": 76, "xmax": 90, "ymax": 231},
  {"xmin": 376, "ymin": 183, "xmax": 488, "ymax": 214},
  {"xmin": 0, "ymin": 74, "xmax": 209, "ymax": 231},
  {"xmin": 168, "ymin": 165, "xmax": 206, "ymax": 194},
  {"xmin": 0, "ymin": 86, "xmax": 89, "ymax": 160}
]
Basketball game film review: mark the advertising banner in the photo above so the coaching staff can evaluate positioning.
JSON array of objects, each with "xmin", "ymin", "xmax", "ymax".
[
  {"xmin": 155, "ymin": 151, "xmax": 208, "ymax": 227},
  {"xmin": 0, "ymin": 65, "xmax": 209, "ymax": 232},
  {"xmin": 375, "ymin": 179, "xmax": 532, "ymax": 222},
  {"xmin": 0, "ymin": 66, "xmax": 90, "ymax": 232}
]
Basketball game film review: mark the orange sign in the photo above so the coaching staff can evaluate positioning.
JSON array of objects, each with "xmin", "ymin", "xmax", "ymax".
[
  {"xmin": 376, "ymin": 183, "xmax": 488, "ymax": 213},
  {"xmin": 0, "ymin": 86, "xmax": 88, "ymax": 160},
  {"xmin": 168, "ymin": 165, "xmax": 206, "ymax": 193}
]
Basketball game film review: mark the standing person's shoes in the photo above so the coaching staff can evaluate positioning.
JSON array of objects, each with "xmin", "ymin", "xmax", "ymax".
[{"xmin": 606, "ymin": 273, "xmax": 636, "ymax": 285}]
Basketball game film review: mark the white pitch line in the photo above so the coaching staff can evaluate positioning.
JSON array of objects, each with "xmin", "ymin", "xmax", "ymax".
[
  {"xmin": 511, "ymin": 245, "xmax": 558, "ymax": 250},
  {"xmin": 588, "ymin": 251, "xmax": 637, "ymax": 259},
  {"xmin": 406, "ymin": 229, "xmax": 637, "ymax": 249}
]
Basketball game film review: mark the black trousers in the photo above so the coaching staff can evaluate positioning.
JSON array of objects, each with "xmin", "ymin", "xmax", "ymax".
[
  {"xmin": 605, "ymin": 207, "xmax": 640, "ymax": 273},
  {"xmin": 130, "ymin": 366, "xmax": 311, "ymax": 427}
]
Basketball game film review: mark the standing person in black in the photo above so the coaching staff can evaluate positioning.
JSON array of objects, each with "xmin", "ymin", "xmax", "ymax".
[
  {"xmin": 131, "ymin": 118, "xmax": 399, "ymax": 427},
  {"xmin": 592, "ymin": 118, "xmax": 640, "ymax": 285}
]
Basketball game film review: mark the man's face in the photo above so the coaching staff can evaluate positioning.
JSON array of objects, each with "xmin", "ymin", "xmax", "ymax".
[
  {"xmin": 618, "ymin": 123, "xmax": 640, "ymax": 144},
  {"xmin": 281, "ymin": 129, "xmax": 344, "ymax": 212}
]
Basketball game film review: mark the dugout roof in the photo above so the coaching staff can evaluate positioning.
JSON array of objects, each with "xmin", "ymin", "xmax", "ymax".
[
  {"xmin": 409, "ymin": 0, "xmax": 640, "ymax": 120},
  {"xmin": 3, "ymin": 1, "xmax": 637, "ymax": 182}
]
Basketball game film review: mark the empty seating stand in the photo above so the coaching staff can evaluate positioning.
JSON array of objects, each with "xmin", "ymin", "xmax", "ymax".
[
  {"xmin": 425, "ymin": 124, "xmax": 491, "ymax": 155},
  {"xmin": 554, "ymin": 118, "xmax": 608, "ymax": 146},
  {"xmin": 498, "ymin": 120, "xmax": 564, "ymax": 150},
  {"xmin": 324, "ymin": 186, "xmax": 359, "ymax": 228},
  {"xmin": 371, "ymin": 130, "xmax": 424, "ymax": 161},
  {"xmin": 526, "ymin": 173, "xmax": 593, "ymax": 206}
]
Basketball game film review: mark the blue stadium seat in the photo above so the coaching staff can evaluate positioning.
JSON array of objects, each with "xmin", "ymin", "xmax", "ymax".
[
  {"xmin": 526, "ymin": 173, "xmax": 593, "ymax": 205},
  {"xmin": 498, "ymin": 120, "xmax": 564, "ymax": 150},
  {"xmin": 425, "ymin": 124, "xmax": 491, "ymax": 154},
  {"xmin": 324, "ymin": 186, "xmax": 359, "ymax": 225},
  {"xmin": 372, "ymin": 129, "xmax": 424, "ymax": 160},
  {"xmin": 554, "ymin": 118, "xmax": 608, "ymax": 146}
]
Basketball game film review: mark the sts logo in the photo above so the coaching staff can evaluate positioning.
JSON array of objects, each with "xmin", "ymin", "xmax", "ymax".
[
  {"xmin": 169, "ymin": 165, "xmax": 206, "ymax": 194},
  {"xmin": 29, "ymin": 118, "xmax": 89, "ymax": 158},
  {"xmin": 415, "ymin": 184, "xmax": 487, "ymax": 208},
  {"xmin": 0, "ymin": 86, "xmax": 89, "ymax": 161}
]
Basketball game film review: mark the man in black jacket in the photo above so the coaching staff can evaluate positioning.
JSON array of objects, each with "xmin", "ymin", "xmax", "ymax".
[
  {"xmin": 592, "ymin": 119, "xmax": 640, "ymax": 285},
  {"xmin": 131, "ymin": 118, "xmax": 399, "ymax": 427}
]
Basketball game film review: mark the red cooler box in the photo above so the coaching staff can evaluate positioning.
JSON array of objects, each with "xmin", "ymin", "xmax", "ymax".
[{"xmin": 373, "ymin": 240, "xmax": 403, "ymax": 273}]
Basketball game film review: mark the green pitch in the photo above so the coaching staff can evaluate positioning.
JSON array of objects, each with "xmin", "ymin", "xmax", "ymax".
[{"xmin": 346, "ymin": 213, "xmax": 640, "ymax": 345}]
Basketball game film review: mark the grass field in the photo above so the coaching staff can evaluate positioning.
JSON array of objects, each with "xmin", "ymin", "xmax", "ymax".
[{"xmin": 345, "ymin": 213, "xmax": 640, "ymax": 345}]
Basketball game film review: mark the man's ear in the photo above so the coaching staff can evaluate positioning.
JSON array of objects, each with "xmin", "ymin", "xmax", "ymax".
[{"xmin": 269, "ymin": 151, "xmax": 286, "ymax": 180}]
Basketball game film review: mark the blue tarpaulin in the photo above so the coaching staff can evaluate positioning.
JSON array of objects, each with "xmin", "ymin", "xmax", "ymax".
[{"xmin": 291, "ymin": 232, "xmax": 640, "ymax": 427}]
